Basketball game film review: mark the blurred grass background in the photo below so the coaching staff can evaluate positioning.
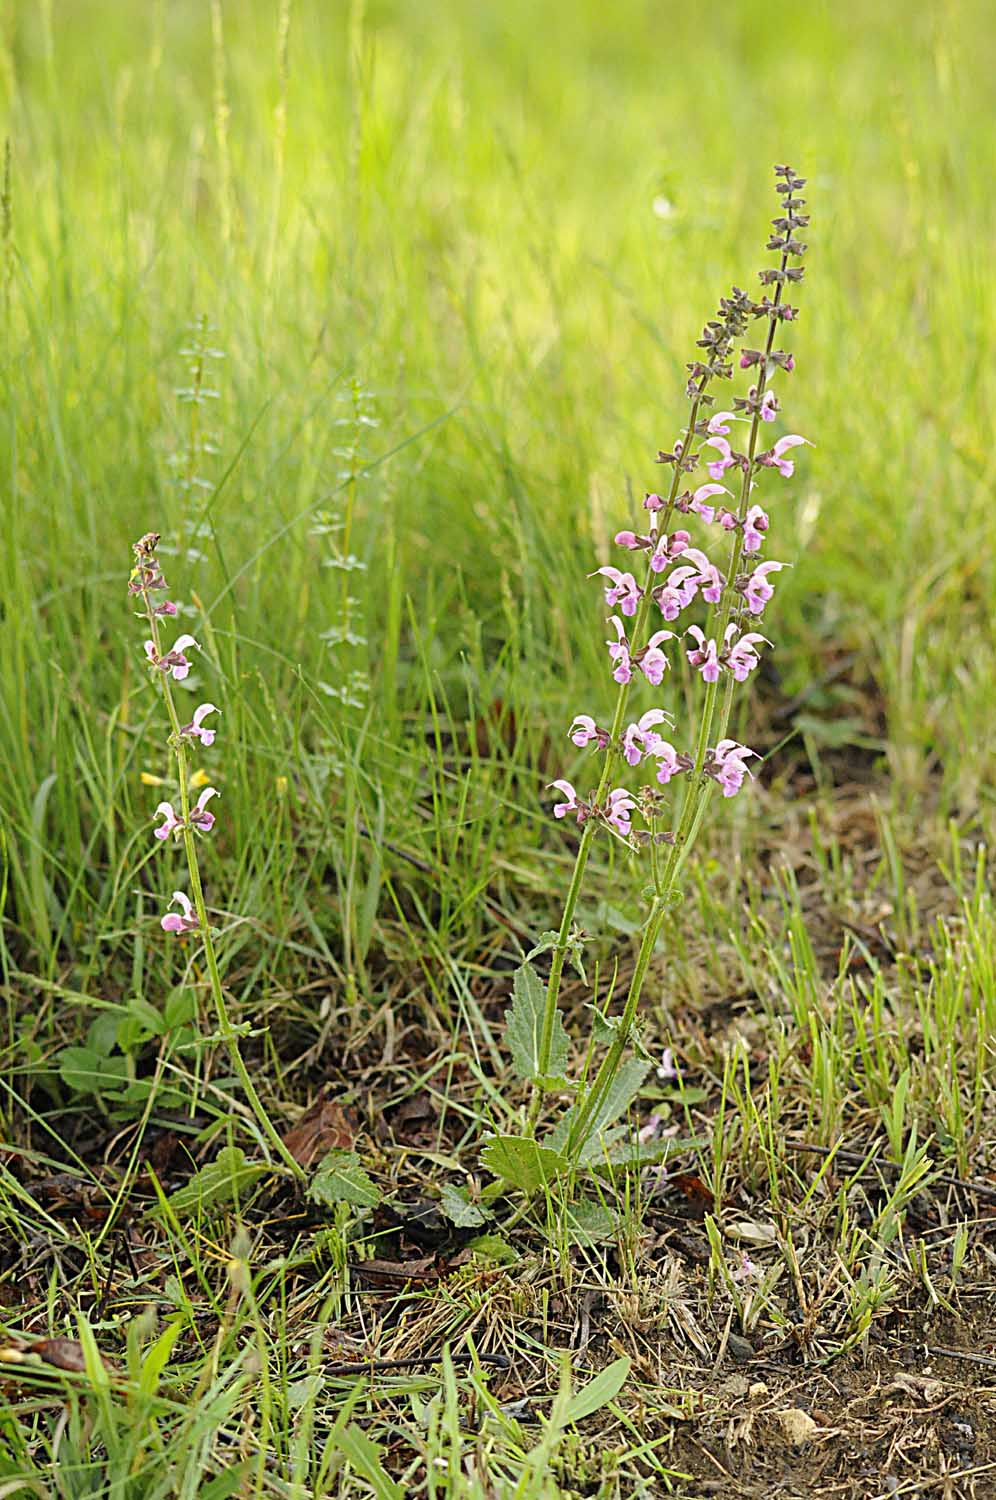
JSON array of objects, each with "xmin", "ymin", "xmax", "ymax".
[{"xmin": 1, "ymin": 0, "xmax": 994, "ymax": 1016}]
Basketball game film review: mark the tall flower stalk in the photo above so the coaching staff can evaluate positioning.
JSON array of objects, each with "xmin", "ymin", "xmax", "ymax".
[
  {"xmin": 129, "ymin": 532, "xmax": 305, "ymax": 1182},
  {"xmin": 528, "ymin": 166, "xmax": 810, "ymax": 1149}
]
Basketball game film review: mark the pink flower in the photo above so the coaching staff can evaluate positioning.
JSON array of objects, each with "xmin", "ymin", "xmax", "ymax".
[
  {"xmin": 644, "ymin": 492, "xmax": 665, "ymax": 513},
  {"xmin": 595, "ymin": 566, "xmax": 642, "ymax": 617},
  {"xmin": 639, "ymin": 629, "xmax": 676, "ymax": 685},
  {"xmin": 703, "ymin": 435, "xmax": 735, "ymax": 481},
  {"xmin": 604, "ymin": 788, "xmax": 636, "ymax": 837},
  {"xmin": 724, "ymin": 626, "xmax": 770, "ymax": 681},
  {"xmin": 549, "ymin": 779, "xmax": 588, "ymax": 824},
  {"xmin": 144, "ymin": 632, "xmax": 198, "ymax": 681},
  {"xmin": 680, "ymin": 546, "xmax": 723, "ymax": 604},
  {"xmin": 190, "ymin": 786, "xmax": 219, "ymax": 833},
  {"xmin": 689, "ymin": 483, "xmax": 730, "ymax": 525},
  {"xmin": 743, "ymin": 560, "xmax": 787, "ymax": 615},
  {"xmin": 656, "ymin": 1047, "xmax": 678, "ymax": 1082},
  {"xmin": 757, "ymin": 434, "xmax": 809, "ymax": 477},
  {"xmin": 654, "ymin": 566, "xmax": 700, "ymax": 621},
  {"xmin": 569, "ymin": 714, "xmax": 600, "ymax": 748},
  {"xmin": 606, "ymin": 616, "xmax": 632, "ymax": 684},
  {"xmin": 706, "ymin": 740, "xmax": 757, "ymax": 797},
  {"xmin": 154, "ymin": 601, "xmax": 179, "ymax": 617},
  {"xmin": 742, "ymin": 505, "xmax": 769, "ymax": 554},
  {"xmin": 706, "ymin": 411, "xmax": 737, "ymax": 436},
  {"xmin": 614, "ymin": 530, "xmax": 641, "ymax": 551},
  {"xmin": 759, "ymin": 388, "xmax": 778, "ymax": 421},
  {"xmin": 161, "ymin": 890, "xmax": 199, "ymax": 933},
  {"xmin": 649, "ymin": 530, "xmax": 691, "ymax": 572},
  {"xmin": 622, "ymin": 709, "xmax": 671, "ymax": 766},
  {"xmin": 685, "ymin": 625, "xmax": 721, "ymax": 683},
  {"xmin": 651, "ymin": 741, "xmax": 688, "ymax": 785},
  {"xmin": 180, "ymin": 703, "xmax": 220, "ymax": 746},
  {"xmin": 733, "ymin": 1251, "xmax": 760, "ymax": 1283},
  {"xmin": 153, "ymin": 802, "xmax": 183, "ymax": 842}
]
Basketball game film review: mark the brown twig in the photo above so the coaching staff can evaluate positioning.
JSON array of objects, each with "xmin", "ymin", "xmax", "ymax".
[
  {"xmin": 324, "ymin": 1351, "xmax": 510, "ymax": 1376},
  {"xmin": 926, "ymin": 1345, "xmax": 996, "ymax": 1370}
]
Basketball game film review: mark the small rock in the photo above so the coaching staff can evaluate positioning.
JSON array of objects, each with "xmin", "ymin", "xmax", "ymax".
[
  {"xmin": 727, "ymin": 1332, "xmax": 755, "ymax": 1363},
  {"xmin": 777, "ymin": 1407, "xmax": 819, "ymax": 1446}
]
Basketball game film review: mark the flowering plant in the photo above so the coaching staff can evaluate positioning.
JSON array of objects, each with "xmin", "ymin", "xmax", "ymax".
[
  {"xmin": 128, "ymin": 533, "xmax": 304, "ymax": 1181},
  {"xmin": 486, "ymin": 167, "xmax": 811, "ymax": 1193}
]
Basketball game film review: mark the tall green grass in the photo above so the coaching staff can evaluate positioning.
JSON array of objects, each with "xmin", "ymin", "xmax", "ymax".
[{"xmin": 1, "ymin": 0, "xmax": 994, "ymax": 1010}]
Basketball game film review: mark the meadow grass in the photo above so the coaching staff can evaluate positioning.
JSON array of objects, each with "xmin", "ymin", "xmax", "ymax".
[{"xmin": 2, "ymin": 1, "xmax": 995, "ymax": 1495}]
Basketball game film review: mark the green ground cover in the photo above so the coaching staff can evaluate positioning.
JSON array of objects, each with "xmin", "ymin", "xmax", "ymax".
[{"xmin": 2, "ymin": 1, "xmax": 995, "ymax": 1495}]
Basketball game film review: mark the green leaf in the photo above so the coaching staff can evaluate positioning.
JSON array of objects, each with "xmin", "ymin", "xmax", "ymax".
[
  {"xmin": 545, "ymin": 1059, "xmax": 651, "ymax": 1163},
  {"xmin": 165, "ymin": 987, "xmax": 197, "ymax": 1029},
  {"xmin": 126, "ymin": 996, "xmax": 167, "ymax": 1037},
  {"xmin": 545, "ymin": 1116, "xmax": 628, "ymax": 1167},
  {"xmin": 594, "ymin": 1133, "xmax": 704, "ymax": 1169},
  {"xmin": 586, "ymin": 1059, "xmax": 651, "ymax": 1134},
  {"xmin": 163, "ymin": 1147, "xmax": 269, "ymax": 1219},
  {"xmin": 336, "ymin": 1423, "xmax": 404, "ymax": 1500},
  {"xmin": 138, "ymin": 1322, "xmax": 183, "ymax": 1398},
  {"xmin": 307, "ymin": 1150, "xmax": 379, "ymax": 1209},
  {"xmin": 57, "ymin": 1046, "xmax": 128, "ymax": 1096},
  {"xmin": 200, "ymin": 1467, "xmax": 249, "ymax": 1500},
  {"xmin": 564, "ymin": 1356, "xmax": 631, "ymax": 1424},
  {"xmin": 563, "ymin": 1197, "xmax": 615, "ymax": 1247},
  {"xmin": 87, "ymin": 1012, "xmax": 120, "ymax": 1056},
  {"xmin": 438, "ymin": 1183, "xmax": 489, "ymax": 1228},
  {"xmin": 504, "ymin": 962, "xmax": 569, "ymax": 1083},
  {"xmin": 465, "ymin": 1234, "xmax": 519, "ymax": 1264},
  {"xmin": 525, "ymin": 930, "xmax": 560, "ymax": 960},
  {"xmin": 587, "ymin": 1006, "xmax": 653, "ymax": 1061},
  {"xmin": 526, "ymin": 928, "xmax": 588, "ymax": 983},
  {"xmin": 480, "ymin": 1134, "xmax": 568, "ymax": 1193}
]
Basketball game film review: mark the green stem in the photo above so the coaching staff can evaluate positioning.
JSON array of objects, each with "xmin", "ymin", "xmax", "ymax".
[
  {"xmin": 145, "ymin": 597, "xmax": 305, "ymax": 1182},
  {"xmin": 525, "ymin": 388, "xmax": 708, "ymax": 1135},
  {"xmin": 567, "ymin": 895, "xmax": 667, "ymax": 1155},
  {"xmin": 570, "ymin": 250, "xmax": 794, "ymax": 1158}
]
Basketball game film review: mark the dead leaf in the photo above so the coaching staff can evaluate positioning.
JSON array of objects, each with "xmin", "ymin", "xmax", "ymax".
[
  {"xmin": 356, "ymin": 1255, "xmax": 440, "ymax": 1285},
  {"xmin": 25, "ymin": 1338, "xmax": 106, "ymax": 1373},
  {"xmin": 776, "ymin": 1407, "xmax": 819, "ymax": 1446},
  {"xmin": 727, "ymin": 1219, "xmax": 778, "ymax": 1246},
  {"xmin": 672, "ymin": 1173, "xmax": 712, "ymax": 1218},
  {"xmin": 887, "ymin": 1374, "xmax": 946, "ymax": 1403},
  {"xmin": 281, "ymin": 1093, "xmax": 354, "ymax": 1167}
]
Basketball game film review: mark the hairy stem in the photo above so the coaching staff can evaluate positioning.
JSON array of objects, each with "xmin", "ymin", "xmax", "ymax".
[
  {"xmin": 525, "ymin": 387, "xmax": 709, "ymax": 1135},
  {"xmin": 568, "ymin": 249, "xmax": 794, "ymax": 1153}
]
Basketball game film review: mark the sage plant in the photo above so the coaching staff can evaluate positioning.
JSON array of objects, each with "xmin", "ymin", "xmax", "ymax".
[
  {"xmin": 529, "ymin": 166, "xmax": 810, "ymax": 1151},
  {"xmin": 129, "ymin": 533, "xmax": 304, "ymax": 1181}
]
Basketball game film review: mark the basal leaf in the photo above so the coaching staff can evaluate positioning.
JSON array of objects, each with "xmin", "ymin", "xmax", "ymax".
[
  {"xmin": 439, "ymin": 1182, "xmax": 489, "ymax": 1228},
  {"xmin": 57, "ymin": 1046, "xmax": 128, "ymax": 1096},
  {"xmin": 307, "ymin": 1149, "xmax": 379, "ymax": 1209},
  {"xmin": 163, "ymin": 1147, "xmax": 269, "ymax": 1219},
  {"xmin": 564, "ymin": 1356, "xmax": 631, "ymax": 1423},
  {"xmin": 563, "ymin": 1197, "xmax": 616, "ymax": 1247},
  {"xmin": 545, "ymin": 1059, "xmax": 652, "ymax": 1163},
  {"xmin": 336, "ymin": 1424, "xmax": 404, "ymax": 1500},
  {"xmin": 504, "ymin": 962, "xmax": 570, "ymax": 1083},
  {"xmin": 480, "ymin": 1134, "xmax": 568, "ymax": 1193},
  {"xmin": 465, "ymin": 1234, "xmax": 519, "ymax": 1264}
]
